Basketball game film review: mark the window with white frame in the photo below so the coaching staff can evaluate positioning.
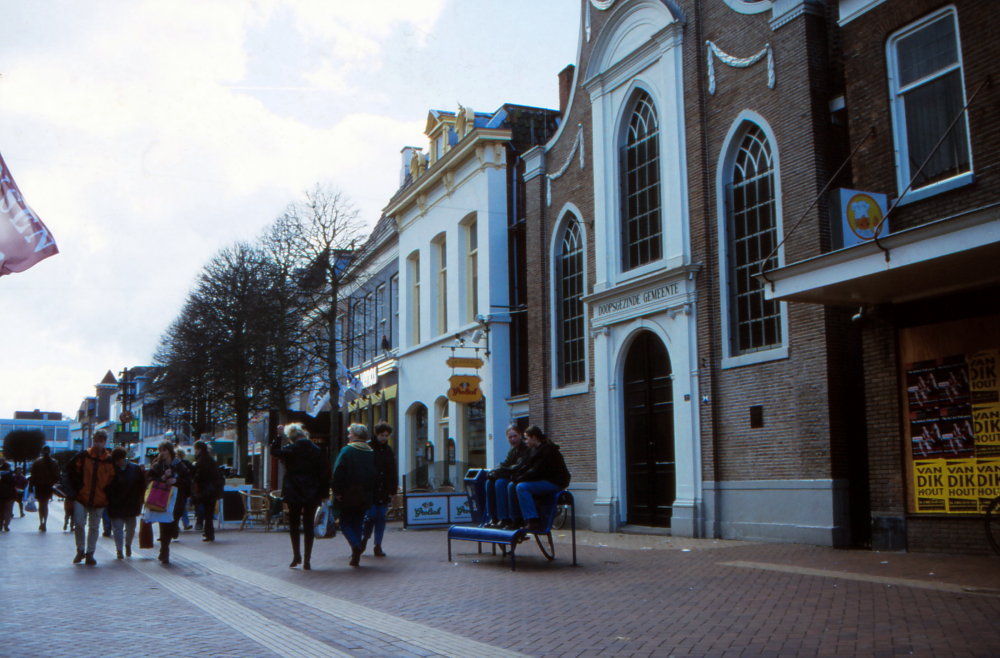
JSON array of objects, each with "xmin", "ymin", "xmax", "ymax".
[
  {"xmin": 375, "ymin": 283, "xmax": 386, "ymax": 355},
  {"xmin": 557, "ymin": 218, "xmax": 586, "ymax": 387},
  {"xmin": 726, "ymin": 124, "xmax": 782, "ymax": 356},
  {"xmin": 621, "ymin": 90, "xmax": 662, "ymax": 271},
  {"xmin": 409, "ymin": 253, "xmax": 421, "ymax": 346},
  {"xmin": 390, "ymin": 274, "xmax": 399, "ymax": 349},
  {"xmin": 466, "ymin": 220, "xmax": 478, "ymax": 323},
  {"xmin": 435, "ymin": 236, "xmax": 448, "ymax": 336},
  {"xmin": 351, "ymin": 298, "xmax": 366, "ymax": 366},
  {"xmin": 888, "ymin": 8, "xmax": 971, "ymax": 194},
  {"xmin": 365, "ymin": 292, "xmax": 376, "ymax": 362}
]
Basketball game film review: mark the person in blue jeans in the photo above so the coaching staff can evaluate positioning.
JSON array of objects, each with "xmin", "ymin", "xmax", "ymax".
[
  {"xmin": 362, "ymin": 422, "xmax": 397, "ymax": 557},
  {"xmin": 486, "ymin": 425, "xmax": 529, "ymax": 528},
  {"xmin": 332, "ymin": 424, "xmax": 375, "ymax": 567},
  {"xmin": 507, "ymin": 426, "xmax": 572, "ymax": 534}
]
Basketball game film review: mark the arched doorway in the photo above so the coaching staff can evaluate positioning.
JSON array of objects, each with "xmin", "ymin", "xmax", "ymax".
[{"xmin": 623, "ymin": 331, "xmax": 675, "ymax": 527}]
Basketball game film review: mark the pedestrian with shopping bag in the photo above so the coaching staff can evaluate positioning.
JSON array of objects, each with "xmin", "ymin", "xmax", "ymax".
[
  {"xmin": 108, "ymin": 447, "xmax": 146, "ymax": 559},
  {"xmin": 146, "ymin": 440, "xmax": 191, "ymax": 565},
  {"xmin": 270, "ymin": 423, "xmax": 328, "ymax": 569},
  {"xmin": 332, "ymin": 424, "xmax": 375, "ymax": 568},
  {"xmin": 66, "ymin": 430, "xmax": 116, "ymax": 565},
  {"xmin": 29, "ymin": 446, "xmax": 60, "ymax": 531}
]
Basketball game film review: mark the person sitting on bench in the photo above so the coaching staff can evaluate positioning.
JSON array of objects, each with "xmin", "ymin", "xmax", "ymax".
[
  {"xmin": 506, "ymin": 426, "xmax": 572, "ymax": 534},
  {"xmin": 485, "ymin": 424, "xmax": 530, "ymax": 528}
]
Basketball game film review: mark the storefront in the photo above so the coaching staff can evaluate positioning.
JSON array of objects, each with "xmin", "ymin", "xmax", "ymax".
[{"xmin": 345, "ymin": 359, "xmax": 399, "ymax": 452}]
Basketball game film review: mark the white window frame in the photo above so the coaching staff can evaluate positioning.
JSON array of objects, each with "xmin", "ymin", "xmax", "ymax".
[
  {"xmin": 433, "ymin": 233, "xmax": 448, "ymax": 336},
  {"xmin": 550, "ymin": 204, "xmax": 590, "ymax": 397},
  {"xmin": 716, "ymin": 112, "xmax": 789, "ymax": 369},
  {"xmin": 408, "ymin": 252, "xmax": 421, "ymax": 347},
  {"xmin": 465, "ymin": 218, "xmax": 479, "ymax": 324},
  {"xmin": 887, "ymin": 6, "xmax": 973, "ymax": 206}
]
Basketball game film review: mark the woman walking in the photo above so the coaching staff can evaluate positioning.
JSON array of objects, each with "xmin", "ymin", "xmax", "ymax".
[
  {"xmin": 107, "ymin": 447, "xmax": 146, "ymax": 558},
  {"xmin": 192, "ymin": 440, "xmax": 222, "ymax": 543},
  {"xmin": 269, "ymin": 424, "xmax": 327, "ymax": 569},
  {"xmin": 30, "ymin": 446, "xmax": 60, "ymax": 531},
  {"xmin": 332, "ymin": 424, "xmax": 375, "ymax": 567},
  {"xmin": 147, "ymin": 440, "xmax": 191, "ymax": 565}
]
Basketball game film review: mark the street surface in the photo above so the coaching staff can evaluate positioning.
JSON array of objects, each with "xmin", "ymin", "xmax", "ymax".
[{"xmin": 2, "ymin": 507, "xmax": 1000, "ymax": 657}]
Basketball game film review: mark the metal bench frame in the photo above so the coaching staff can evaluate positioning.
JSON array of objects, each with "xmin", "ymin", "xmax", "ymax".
[{"xmin": 447, "ymin": 490, "xmax": 577, "ymax": 571}]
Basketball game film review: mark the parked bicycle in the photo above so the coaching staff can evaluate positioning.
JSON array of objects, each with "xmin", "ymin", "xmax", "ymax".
[{"xmin": 986, "ymin": 495, "xmax": 1000, "ymax": 555}]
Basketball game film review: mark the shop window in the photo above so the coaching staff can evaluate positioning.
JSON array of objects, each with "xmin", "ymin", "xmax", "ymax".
[
  {"xmin": 620, "ymin": 90, "xmax": 662, "ymax": 272},
  {"xmin": 437, "ymin": 399, "xmax": 449, "ymax": 460},
  {"xmin": 888, "ymin": 8, "xmax": 971, "ymax": 199},
  {"xmin": 557, "ymin": 217, "xmax": 586, "ymax": 387},
  {"xmin": 726, "ymin": 124, "xmax": 782, "ymax": 356}
]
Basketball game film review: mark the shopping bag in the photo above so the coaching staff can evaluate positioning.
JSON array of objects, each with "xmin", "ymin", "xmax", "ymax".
[
  {"xmin": 138, "ymin": 520, "xmax": 154, "ymax": 549},
  {"xmin": 144, "ymin": 481, "xmax": 173, "ymax": 512},
  {"xmin": 142, "ymin": 486, "xmax": 178, "ymax": 524},
  {"xmin": 314, "ymin": 500, "xmax": 337, "ymax": 539},
  {"xmin": 24, "ymin": 489, "xmax": 37, "ymax": 513}
]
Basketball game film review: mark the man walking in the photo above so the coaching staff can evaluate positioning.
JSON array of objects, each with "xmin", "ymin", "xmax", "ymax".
[
  {"xmin": 0, "ymin": 452, "xmax": 15, "ymax": 531},
  {"xmin": 361, "ymin": 422, "xmax": 397, "ymax": 557},
  {"xmin": 67, "ymin": 431, "xmax": 116, "ymax": 565}
]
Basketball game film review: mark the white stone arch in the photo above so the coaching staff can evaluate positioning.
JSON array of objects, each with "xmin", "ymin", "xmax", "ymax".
[
  {"xmin": 715, "ymin": 110, "xmax": 789, "ymax": 369},
  {"xmin": 549, "ymin": 203, "xmax": 590, "ymax": 395},
  {"xmin": 586, "ymin": 0, "xmax": 680, "ymax": 81},
  {"xmin": 404, "ymin": 400, "xmax": 429, "ymax": 473}
]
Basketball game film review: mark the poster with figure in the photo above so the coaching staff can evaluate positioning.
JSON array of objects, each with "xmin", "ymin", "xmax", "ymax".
[{"xmin": 907, "ymin": 356, "xmax": 974, "ymax": 461}]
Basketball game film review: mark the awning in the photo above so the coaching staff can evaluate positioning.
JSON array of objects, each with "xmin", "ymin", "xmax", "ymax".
[
  {"xmin": 759, "ymin": 204, "xmax": 1000, "ymax": 306},
  {"xmin": 209, "ymin": 440, "xmax": 234, "ymax": 456}
]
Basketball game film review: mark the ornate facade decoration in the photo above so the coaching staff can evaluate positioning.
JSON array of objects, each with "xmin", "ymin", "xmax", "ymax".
[
  {"xmin": 705, "ymin": 41, "xmax": 774, "ymax": 95},
  {"xmin": 546, "ymin": 124, "xmax": 585, "ymax": 206}
]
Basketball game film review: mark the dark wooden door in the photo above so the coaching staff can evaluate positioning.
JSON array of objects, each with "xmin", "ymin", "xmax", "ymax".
[{"xmin": 623, "ymin": 331, "xmax": 675, "ymax": 527}]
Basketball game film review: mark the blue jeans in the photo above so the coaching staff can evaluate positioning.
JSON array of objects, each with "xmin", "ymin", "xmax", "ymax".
[
  {"xmin": 486, "ymin": 478, "xmax": 511, "ymax": 522},
  {"xmin": 110, "ymin": 517, "xmax": 136, "ymax": 552},
  {"xmin": 515, "ymin": 480, "xmax": 562, "ymax": 521},
  {"xmin": 340, "ymin": 509, "xmax": 365, "ymax": 549},
  {"xmin": 363, "ymin": 503, "xmax": 389, "ymax": 546}
]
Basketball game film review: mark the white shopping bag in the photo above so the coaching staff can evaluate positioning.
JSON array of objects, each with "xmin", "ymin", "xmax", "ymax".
[{"xmin": 142, "ymin": 486, "xmax": 178, "ymax": 524}]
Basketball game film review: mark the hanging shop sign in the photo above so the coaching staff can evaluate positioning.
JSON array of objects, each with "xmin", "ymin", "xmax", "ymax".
[
  {"xmin": 446, "ymin": 357, "xmax": 484, "ymax": 369},
  {"xmin": 447, "ymin": 374, "xmax": 483, "ymax": 403},
  {"xmin": 360, "ymin": 366, "xmax": 379, "ymax": 388},
  {"xmin": 909, "ymin": 349, "xmax": 1000, "ymax": 513}
]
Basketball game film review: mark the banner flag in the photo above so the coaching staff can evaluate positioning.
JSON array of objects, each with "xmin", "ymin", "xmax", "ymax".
[{"xmin": 0, "ymin": 151, "xmax": 59, "ymax": 276}]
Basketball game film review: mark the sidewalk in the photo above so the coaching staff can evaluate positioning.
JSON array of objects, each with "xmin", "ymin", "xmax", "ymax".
[{"xmin": 3, "ymin": 507, "xmax": 999, "ymax": 657}]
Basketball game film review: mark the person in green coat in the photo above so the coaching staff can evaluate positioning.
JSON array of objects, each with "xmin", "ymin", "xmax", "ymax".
[{"xmin": 332, "ymin": 423, "xmax": 375, "ymax": 567}]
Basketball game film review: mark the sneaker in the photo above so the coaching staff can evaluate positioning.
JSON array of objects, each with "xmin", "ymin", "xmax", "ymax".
[
  {"xmin": 183, "ymin": 525, "xmax": 193, "ymax": 531},
  {"xmin": 373, "ymin": 545, "xmax": 387, "ymax": 557},
  {"xmin": 73, "ymin": 551, "xmax": 85, "ymax": 564},
  {"xmin": 85, "ymin": 553, "xmax": 97, "ymax": 566}
]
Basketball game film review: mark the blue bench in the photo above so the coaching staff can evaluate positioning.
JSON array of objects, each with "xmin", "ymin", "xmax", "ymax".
[{"xmin": 447, "ymin": 489, "xmax": 577, "ymax": 571}]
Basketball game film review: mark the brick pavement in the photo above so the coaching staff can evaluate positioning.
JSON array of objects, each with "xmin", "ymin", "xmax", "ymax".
[{"xmin": 3, "ymin": 507, "xmax": 1000, "ymax": 657}]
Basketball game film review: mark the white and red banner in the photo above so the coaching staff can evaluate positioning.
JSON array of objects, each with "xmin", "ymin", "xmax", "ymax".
[{"xmin": 0, "ymin": 151, "xmax": 58, "ymax": 277}]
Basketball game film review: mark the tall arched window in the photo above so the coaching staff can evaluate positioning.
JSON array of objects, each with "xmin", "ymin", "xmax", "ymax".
[
  {"xmin": 558, "ymin": 218, "xmax": 585, "ymax": 386},
  {"xmin": 621, "ymin": 90, "xmax": 662, "ymax": 271},
  {"xmin": 726, "ymin": 124, "xmax": 781, "ymax": 355}
]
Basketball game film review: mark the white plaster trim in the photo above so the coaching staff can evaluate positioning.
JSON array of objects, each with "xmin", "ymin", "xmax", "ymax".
[
  {"xmin": 706, "ymin": 41, "xmax": 774, "ymax": 95},
  {"xmin": 839, "ymin": 0, "xmax": 887, "ymax": 26},
  {"xmin": 552, "ymin": 383, "xmax": 590, "ymax": 398},
  {"xmin": 894, "ymin": 172, "xmax": 975, "ymax": 206},
  {"xmin": 591, "ymin": 0, "xmax": 616, "ymax": 10},
  {"xmin": 547, "ymin": 125, "xmax": 585, "ymax": 206},
  {"xmin": 721, "ymin": 345, "xmax": 789, "ymax": 369},
  {"xmin": 724, "ymin": 0, "xmax": 772, "ymax": 14}
]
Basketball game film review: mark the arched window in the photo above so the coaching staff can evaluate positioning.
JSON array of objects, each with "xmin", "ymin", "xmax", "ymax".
[
  {"xmin": 726, "ymin": 124, "xmax": 781, "ymax": 355},
  {"xmin": 558, "ymin": 218, "xmax": 586, "ymax": 386},
  {"xmin": 621, "ymin": 91, "xmax": 662, "ymax": 271}
]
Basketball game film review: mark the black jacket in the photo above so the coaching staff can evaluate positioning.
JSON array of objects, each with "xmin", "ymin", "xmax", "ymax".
[
  {"xmin": 193, "ymin": 451, "xmax": 223, "ymax": 501},
  {"xmin": 108, "ymin": 462, "xmax": 146, "ymax": 518},
  {"xmin": 270, "ymin": 437, "xmax": 327, "ymax": 507},
  {"xmin": 511, "ymin": 441, "xmax": 572, "ymax": 489},
  {"xmin": 369, "ymin": 438, "xmax": 397, "ymax": 505},
  {"xmin": 0, "ymin": 463, "xmax": 14, "ymax": 501},
  {"xmin": 490, "ymin": 441, "xmax": 530, "ymax": 480},
  {"xmin": 148, "ymin": 458, "xmax": 192, "ymax": 501}
]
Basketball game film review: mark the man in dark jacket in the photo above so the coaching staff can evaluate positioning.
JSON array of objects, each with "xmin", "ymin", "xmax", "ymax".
[
  {"xmin": 192, "ymin": 440, "xmax": 222, "ymax": 542},
  {"xmin": 508, "ymin": 426, "xmax": 571, "ymax": 533},
  {"xmin": 68, "ymin": 431, "xmax": 116, "ymax": 565},
  {"xmin": 361, "ymin": 422, "xmax": 397, "ymax": 557},
  {"xmin": 0, "ymin": 453, "xmax": 15, "ymax": 531},
  {"xmin": 107, "ymin": 447, "xmax": 146, "ymax": 558},
  {"xmin": 485, "ymin": 425, "xmax": 530, "ymax": 528}
]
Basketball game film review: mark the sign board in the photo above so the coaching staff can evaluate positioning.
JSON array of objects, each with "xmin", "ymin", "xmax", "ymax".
[
  {"xmin": 145, "ymin": 447, "xmax": 159, "ymax": 458},
  {"xmin": 114, "ymin": 431, "xmax": 139, "ymax": 445},
  {"xmin": 405, "ymin": 495, "xmax": 450, "ymax": 526},
  {"xmin": 448, "ymin": 495, "xmax": 472, "ymax": 524},
  {"xmin": 446, "ymin": 357, "xmax": 484, "ymax": 369},
  {"xmin": 830, "ymin": 188, "xmax": 888, "ymax": 249},
  {"xmin": 447, "ymin": 374, "xmax": 483, "ymax": 403},
  {"xmin": 360, "ymin": 366, "xmax": 378, "ymax": 388}
]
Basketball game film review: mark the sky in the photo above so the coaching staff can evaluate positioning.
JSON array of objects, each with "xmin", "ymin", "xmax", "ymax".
[{"xmin": 0, "ymin": 0, "xmax": 581, "ymax": 420}]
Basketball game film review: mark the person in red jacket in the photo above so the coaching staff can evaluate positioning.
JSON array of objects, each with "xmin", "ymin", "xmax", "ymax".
[{"xmin": 67, "ymin": 431, "xmax": 116, "ymax": 565}]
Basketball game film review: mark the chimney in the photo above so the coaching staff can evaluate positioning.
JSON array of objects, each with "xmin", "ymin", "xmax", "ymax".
[
  {"xmin": 558, "ymin": 64, "xmax": 575, "ymax": 116},
  {"xmin": 400, "ymin": 146, "xmax": 422, "ymax": 187}
]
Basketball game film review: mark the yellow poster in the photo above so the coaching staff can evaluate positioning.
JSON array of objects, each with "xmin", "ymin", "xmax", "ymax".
[
  {"xmin": 945, "ymin": 459, "xmax": 978, "ymax": 513},
  {"xmin": 913, "ymin": 460, "xmax": 947, "ymax": 513},
  {"xmin": 976, "ymin": 458, "xmax": 1000, "ymax": 512},
  {"xmin": 970, "ymin": 349, "xmax": 1000, "ymax": 457}
]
